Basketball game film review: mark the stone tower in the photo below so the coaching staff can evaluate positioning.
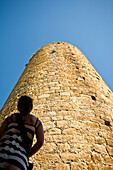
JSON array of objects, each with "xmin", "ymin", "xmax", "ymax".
[{"xmin": 0, "ymin": 42, "xmax": 113, "ymax": 170}]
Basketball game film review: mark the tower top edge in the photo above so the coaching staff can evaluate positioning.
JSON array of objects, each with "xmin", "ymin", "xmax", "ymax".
[
  {"xmin": 29, "ymin": 41, "xmax": 81, "ymax": 63},
  {"xmin": 40, "ymin": 41, "xmax": 77, "ymax": 48},
  {"xmin": 31, "ymin": 41, "xmax": 79, "ymax": 57}
]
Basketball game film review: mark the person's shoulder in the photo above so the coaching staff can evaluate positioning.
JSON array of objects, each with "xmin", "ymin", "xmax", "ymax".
[
  {"xmin": 29, "ymin": 114, "xmax": 38, "ymax": 125},
  {"xmin": 30, "ymin": 114, "xmax": 37, "ymax": 120},
  {"xmin": 3, "ymin": 113, "xmax": 15, "ymax": 124},
  {"xmin": 30, "ymin": 114, "xmax": 42, "ymax": 128},
  {"xmin": 6, "ymin": 113, "xmax": 14, "ymax": 120},
  {"xmin": 11, "ymin": 113, "xmax": 19, "ymax": 121}
]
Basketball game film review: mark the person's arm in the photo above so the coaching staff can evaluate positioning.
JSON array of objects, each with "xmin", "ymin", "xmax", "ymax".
[
  {"xmin": 29, "ymin": 120, "xmax": 44, "ymax": 157},
  {"xmin": 0, "ymin": 116, "xmax": 10, "ymax": 140}
]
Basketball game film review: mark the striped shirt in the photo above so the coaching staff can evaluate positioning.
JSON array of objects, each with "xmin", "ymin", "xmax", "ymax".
[{"xmin": 0, "ymin": 114, "xmax": 38, "ymax": 170}]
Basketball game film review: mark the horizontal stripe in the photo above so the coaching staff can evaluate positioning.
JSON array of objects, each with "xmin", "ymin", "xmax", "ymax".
[
  {"xmin": 0, "ymin": 148, "xmax": 28, "ymax": 166},
  {"xmin": 0, "ymin": 162, "xmax": 21, "ymax": 170},
  {"xmin": 8, "ymin": 122, "xmax": 18, "ymax": 127},
  {"xmin": 5, "ymin": 128, "xmax": 34, "ymax": 142},
  {"xmin": 0, "ymin": 157, "xmax": 26, "ymax": 170},
  {"xmin": 0, "ymin": 146, "xmax": 27, "ymax": 161},
  {"xmin": 4, "ymin": 131, "xmax": 32, "ymax": 144},
  {"xmin": 0, "ymin": 134, "xmax": 32, "ymax": 148},
  {"xmin": 5, "ymin": 131, "xmax": 21, "ymax": 138},
  {"xmin": 9, "ymin": 121, "xmax": 36, "ymax": 127},
  {"xmin": 6, "ymin": 128, "xmax": 19, "ymax": 136},
  {"xmin": 0, "ymin": 136, "xmax": 23, "ymax": 146},
  {"xmin": 0, "ymin": 135, "xmax": 32, "ymax": 154},
  {"xmin": 0, "ymin": 116, "xmax": 36, "ymax": 170},
  {"xmin": 0, "ymin": 142, "xmax": 27, "ymax": 155},
  {"xmin": 8, "ymin": 124, "xmax": 35, "ymax": 136},
  {"xmin": 0, "ymin": 139, "xmax": 25, "ymax": 151},
  {"xmin": 0, "ymin": 153, "xmax": 27, "ymax": 168},
  {"xmin": 25, "ymin": 127, "xmax": 35, "ymax": 136},
  {"xmin": 1, "ymin": 134, "xmax": 22, "ymax": 142}
]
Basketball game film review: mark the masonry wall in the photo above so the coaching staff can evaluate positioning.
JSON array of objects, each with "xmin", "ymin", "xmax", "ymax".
[{"xmin": 0, "ymin": 42, "xmax": 113, "ymax": 169}]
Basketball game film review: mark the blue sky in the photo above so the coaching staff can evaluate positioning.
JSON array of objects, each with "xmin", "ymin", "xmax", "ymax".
[{"xmin": 0, "ymin": 0, "xmax": 113, "ymax": 110}]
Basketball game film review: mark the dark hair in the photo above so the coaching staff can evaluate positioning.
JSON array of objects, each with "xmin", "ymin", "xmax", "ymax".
[{"xmin": 18, "ymin": 95, "xmax": 33, "ymax": 115}]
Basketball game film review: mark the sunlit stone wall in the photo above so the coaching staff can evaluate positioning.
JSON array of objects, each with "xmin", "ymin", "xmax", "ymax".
[{"xmin": 1, "ymin": 42, "xmax": 113, "ymax": 169}]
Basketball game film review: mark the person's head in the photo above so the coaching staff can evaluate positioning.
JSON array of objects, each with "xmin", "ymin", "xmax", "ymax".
[{"xmin": 18, "ymin": 95, "xmax": 33, "ymax": 115}]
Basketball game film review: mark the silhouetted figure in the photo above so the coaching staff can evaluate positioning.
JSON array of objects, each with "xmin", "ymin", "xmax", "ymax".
[{"xmin": 0, "ymin": 95, "xmax": 44, "ymax": 170}]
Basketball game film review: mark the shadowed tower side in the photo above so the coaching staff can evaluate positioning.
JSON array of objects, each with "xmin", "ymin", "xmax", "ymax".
[{"xmin": 0, "ymin": 42, "xmax": 113, "ymax": 169}]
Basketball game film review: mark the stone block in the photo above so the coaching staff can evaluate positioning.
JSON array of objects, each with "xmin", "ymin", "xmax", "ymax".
[
  {"xmin": 57, "ymin": 143, "xmax": 70, "ymax": 152},
  {"xmin": 55, "ymin": 163, "xmax": 70, "ymax": 170},
  {"xmin": 80, "ymin": 152, "xmax": 92, "ymax": 162},
  {"xmin": 84, "ymin": 135, "xmax": 95, "ymax": 143},
  {"xmin": 88, "ymin": 162, "xmax": 98, "ymax": 170},
  {"xmin": 92, "ymin": 144, "xmax": 107, "ymax": 154},
  {"xmin": 98, "ymin": 164, "xmax": 113, "ymax": 170},
  {"xmin": 62, "ymin": 128, "xmax": 77, "ymax": 135},
  {"xmin": 56, "ymin": 120, "xmax": 69, "ymax": 128},
  {"xmin": 74, "ymin": 143, "xmax": 91, "ymax": 152},
  {"xmin": 91, "ymin": 152, "xmax": 104, "ymax": 163},
  {"xmin": 103, "ymin": 155, "xmax": 113, "ymax": 165},
  {"xmin": 46, "ymin": 128, "xmax": 61, "ymax": 135},
  {"xmin": 107, "ymin": 146, "xmax": 113, "ymax": 156},
  {"xmin": 95, "ymin": 137, "xmax": 105, "ymax": 145},
  {"xmin": 106, "ymin": 139, "xmax": 113, "ymax": 147},
  {"xmin": 61, "ymin": 153, "xmax": 80, "ymax": 163},
  {"xmin": 43, "ymin": 121, "xmax": 55, "ymax": 131},
  {"xmin": 71, "ymin": 162, "xmax": 88, "ymax": 170},
  {"xmin": 36, "ymin": 153, "xmax": 61, "ymax": 162}
]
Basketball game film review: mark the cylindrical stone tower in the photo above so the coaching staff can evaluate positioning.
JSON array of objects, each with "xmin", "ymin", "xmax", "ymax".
[{"xmin": 0, "ymin": 42, "xmax": 113, "ymax": 169}]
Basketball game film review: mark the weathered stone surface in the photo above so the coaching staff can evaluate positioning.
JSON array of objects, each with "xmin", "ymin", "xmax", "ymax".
[
  {"xmin": 55, "ymin": 163, "xmax": 70, "ymax": 170},
  {"xmin": 92, "ymin": 144, "xmax": 107, "ymax": 154},
  {"xmin": 71, "ymin": 162, "xmax": 88, "ymax": 170},
  {"xmin": 57, "ymin": 143, "xmax": 70, "ymax": 152},
  {"xmin": 91, "ymin": 152, "xmax": 104, "ymax": 163},
  {"xmin": 107, "ymin": 146, "xmax": 113, "ymax": 156},
  {"xmin": 88, "ymin": 162, "xmax": 98, "ymax": 170},
  {"xmin": 0, "ymin": 42, "xmax": 113, "ymax": 169},
  {"xmin": 61, "ymin": 153, "xmax": 80, "ymax": 163}
]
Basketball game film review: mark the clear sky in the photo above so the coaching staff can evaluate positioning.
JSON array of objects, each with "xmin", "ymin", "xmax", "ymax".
[{"xmin": 0, "ymin": 0, "xmax": 113, "ymax": 110}]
